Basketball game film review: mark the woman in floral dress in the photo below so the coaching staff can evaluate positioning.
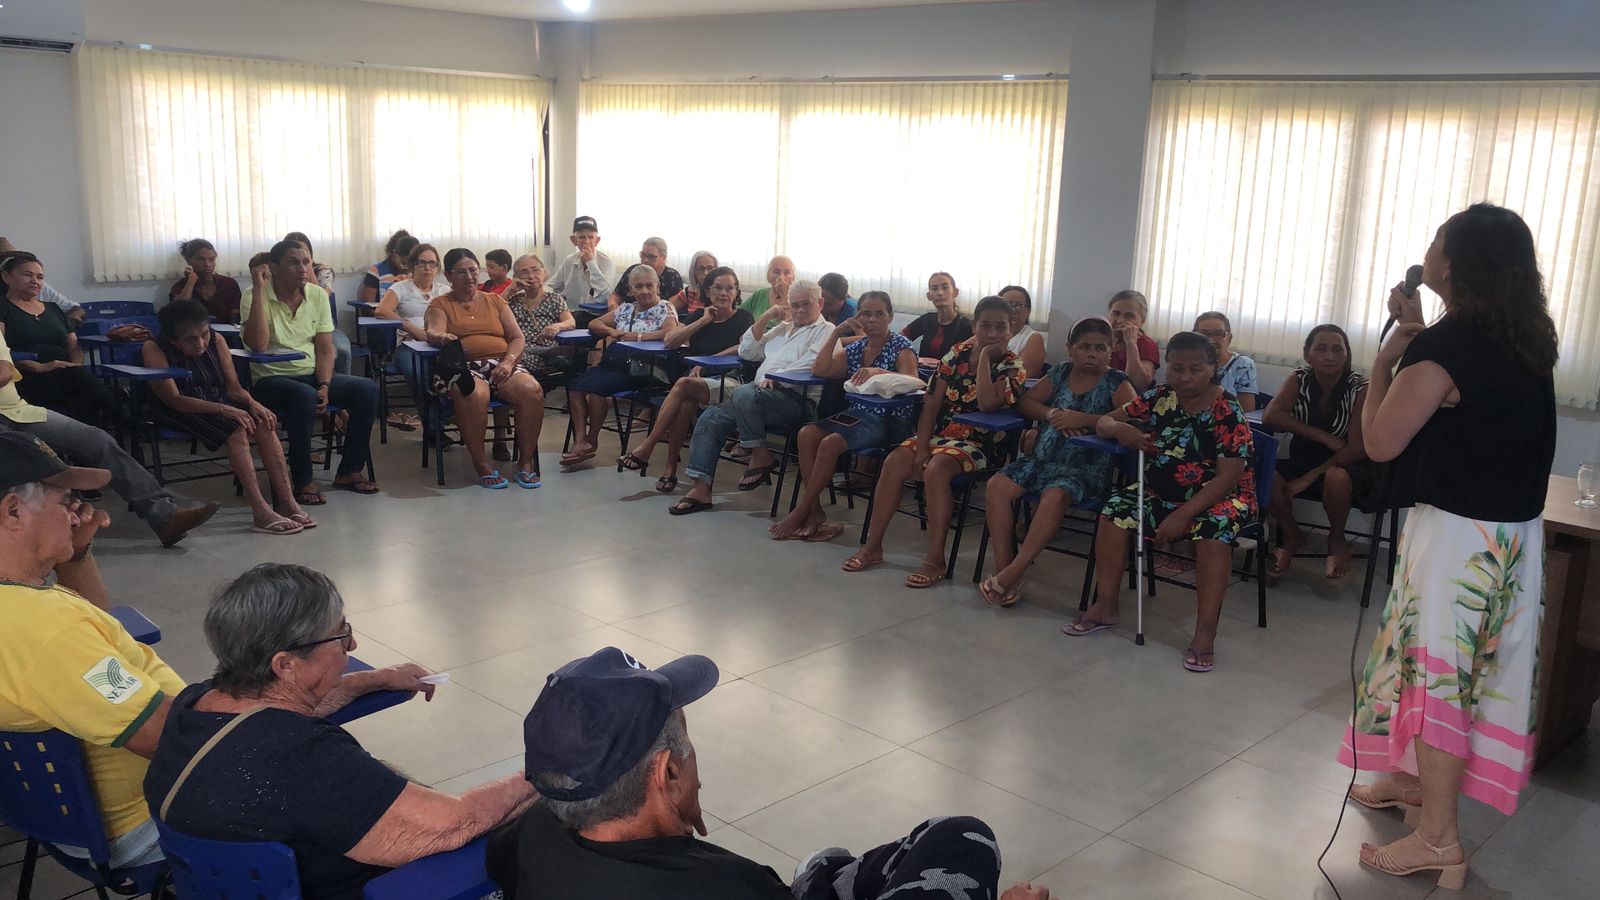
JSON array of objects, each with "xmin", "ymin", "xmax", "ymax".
[
  {"xmin": 1339, "ymin": 204, "xmax": 1558, "ymax": 890},
  {"xmin": 1071, "ymin": 331, "xmax": 1257, "ymax": 674},
  {"xmin": 844, "ymin": 296, "xmax": 1025, "ymax": 587}
]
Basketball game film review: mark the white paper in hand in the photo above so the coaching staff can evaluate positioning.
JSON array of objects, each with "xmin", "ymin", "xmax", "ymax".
[{"xmin": 419, "ymin": 673, "xmax": 451, "ymax": 685}]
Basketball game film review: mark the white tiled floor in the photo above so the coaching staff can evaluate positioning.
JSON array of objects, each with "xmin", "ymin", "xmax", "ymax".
[{"xmin": 3, "ymin": 427, "xmax": 1598, "ymax": 899}]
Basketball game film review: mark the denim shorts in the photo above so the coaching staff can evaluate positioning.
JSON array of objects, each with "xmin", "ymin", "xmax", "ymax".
[{"xmin": 816, "ymin": 409, "xmax": 916, "ymax": 452}]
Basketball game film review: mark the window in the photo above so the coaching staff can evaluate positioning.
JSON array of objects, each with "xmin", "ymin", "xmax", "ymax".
[
  {"xmin": 77, "ymin": 46, "xmax": 549, "ymax": 281},
  {"xmin": 1136, "ymin": 80, "xmax": 1600, "ymax": 408},
  {"xmin": 579, "ymin": 81, "xmax": 1067, "ymax": 314}
]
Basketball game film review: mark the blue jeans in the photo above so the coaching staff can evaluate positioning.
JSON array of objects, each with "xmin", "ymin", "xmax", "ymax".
[
  {"xmin": 684, "ymin": 383, "xmax": 812, "ymax": 484},
  {"xmin": 251, "ymin": 373, "xmax": 378, "ymax": 487}
]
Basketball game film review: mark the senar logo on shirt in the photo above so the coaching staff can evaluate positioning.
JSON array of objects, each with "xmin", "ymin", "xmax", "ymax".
[{"xmin": 82, "ymin": 657, "xmax": 142, "ymax": 705}]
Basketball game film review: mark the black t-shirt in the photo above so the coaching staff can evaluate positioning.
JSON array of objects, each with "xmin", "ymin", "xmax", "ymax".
[
  {"xmin": 686, "ymin": 309, "xmax": 754, "ymax": 357},
  {"xmin": 1386, "ymin": 314, "xmax": 1556, "ymax": 522},
  {"xmin": 485, "ymin": 804, "xmax": 792, "ymax": 900},
  {"xmin": 904, "ymin": 312, "xmax": 973, "ymax": 360},
  {"xmin": 614, "ymin": 264, "xmax": 684, "ymax": 304},
  {"xmin": 144, "ymin": 683, "xmax": 409, "ymax": 900}
]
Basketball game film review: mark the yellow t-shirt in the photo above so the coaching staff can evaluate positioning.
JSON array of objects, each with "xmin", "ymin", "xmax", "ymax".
[
  {"xmin": 0, "ymin": 330, "xmax": 48, "ymax": 424},
  {"xmin": 0, "ymin": 583, "xmax": 185, "ymax": 838},
  {"xmin": 239, "ymin": 281, "xmax": 333, "ymax": 380}
]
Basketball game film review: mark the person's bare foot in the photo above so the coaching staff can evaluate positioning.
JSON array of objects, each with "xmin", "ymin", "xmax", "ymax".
[
  {"xmin": 770, "ymin": 507, "xmax": 823, "ymax": 539},
  {"xmin": 1270, "ymin": 531, "xmax": 1302, "ymax": 576},
  {"xmin": 1326, "ymin": 538, "xmax": 1355, "ymax": 582}
]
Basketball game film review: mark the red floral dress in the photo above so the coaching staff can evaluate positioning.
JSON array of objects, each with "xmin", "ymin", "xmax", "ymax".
[
  {"xmin": 1099, "ymin": 385, "xmax": 1258, "ymax": 543},
  {"xmin": 898, "ymin": 337, "xmax": 1026, "ymax": 473}
]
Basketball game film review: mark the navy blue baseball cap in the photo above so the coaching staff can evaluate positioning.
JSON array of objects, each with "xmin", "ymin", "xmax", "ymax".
[{"xmin": 523, "ymin": 647, "xmax": 718, "ymax": 801}]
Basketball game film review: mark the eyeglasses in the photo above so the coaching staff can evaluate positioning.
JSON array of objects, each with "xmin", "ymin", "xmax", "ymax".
[
  {"xmin": 1196, "ymin": 329, "xmax": 1229, "ymax": 339},
  {"xmin": 450, "ymin": 267, "xmax": 481, "ymax": 279},
  {"xmin": 286, "ymin": 620, "xmax": 353, "ymax": 653},
  {"xmin": 1004, "ymin": 300, "xmax": 1029, "ymax": 310},
  {"xmin": 639, "ymin": 253, "xmax": 662, "ymax": 262},
  {"xmin": 412, "ymin": 259, "xmax": 440, "ymax": 269}
]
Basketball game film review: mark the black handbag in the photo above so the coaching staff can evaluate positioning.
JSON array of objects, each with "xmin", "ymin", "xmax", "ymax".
[{"xmin": 435, "ymin": 338, "xmax": 475, "ymax": 396}]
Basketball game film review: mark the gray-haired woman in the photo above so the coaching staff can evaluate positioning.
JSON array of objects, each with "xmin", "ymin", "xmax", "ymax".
[{"xmin": 144, "ymin": 564, "xmax": 536, "ymax": 900}]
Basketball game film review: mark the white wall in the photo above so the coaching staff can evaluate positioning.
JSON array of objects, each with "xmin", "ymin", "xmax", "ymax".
[
  {"xmin": 587, "ymin": 0, "xmax": 1070, "ymax": 81},
  {"xmin": 84, "ymin": 0, "xmax": 541, "ymax": 77}
]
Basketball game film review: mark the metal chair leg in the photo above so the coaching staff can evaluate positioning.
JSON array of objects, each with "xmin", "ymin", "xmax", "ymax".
[{"xmin": 944, "ymin": 477, "xmax": 976, "ymax": 581}]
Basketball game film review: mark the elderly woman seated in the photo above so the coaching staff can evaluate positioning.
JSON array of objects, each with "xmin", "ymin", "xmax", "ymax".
[
  {"xmin": 561, "ymin": 264, "xmax": 678, "ymax": 467},
  {"xmin": 144, "ymin": 563, "xmax": 536, "ymax": 900},
  {"xmin": 142, "ymin": 300, "xmax": 310, "ymax": 535},
  {"xmin": 979, "ymin": 317, "xmax": 1136, "ymax": 606},
  {"xmin": 768, "ymin": 291, "xmax": 917, "ymax": 541},
  {"xmin": 617, "ymin": 266, "xmax": 752, "ymax": 492},
  {"xmin": 425, "ymin": 248, "xmax": 546, "ymax": 489}
]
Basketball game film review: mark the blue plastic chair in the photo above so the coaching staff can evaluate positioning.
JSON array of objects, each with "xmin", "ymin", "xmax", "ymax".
[
  {"xmin": 155, "ymin": 822, "xmax": 301, "ymax": 900},
  {"xmin": 0, "ymin": 729, "xmax": 167, "ymax": 899},
  {"xmin": 154, "ymin": 822, "xmax": 495, "ymax": 900},
  {"xmin": 80, "ymin": 300, "xmax": 156, "ymax": 320}
]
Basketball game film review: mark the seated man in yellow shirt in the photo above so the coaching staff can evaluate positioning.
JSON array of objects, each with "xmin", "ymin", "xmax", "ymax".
[
  {"xmin": 242, "ymin": 240, "xmax": 380, "ymax": 505},
  {"xmin": 0, "ymin": 432, "xmax": 180, "ymax": 868}
]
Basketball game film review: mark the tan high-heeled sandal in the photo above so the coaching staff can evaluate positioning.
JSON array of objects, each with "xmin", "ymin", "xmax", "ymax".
[
  {"xmin": 1347, "ymin": 783, "xmax": 1423, "ymax": 821},
  {"xmin": 1359, "ymin": 834, "xmax": 1467, "ymax": 891}
]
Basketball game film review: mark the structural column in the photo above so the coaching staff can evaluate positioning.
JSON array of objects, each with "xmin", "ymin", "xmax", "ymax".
[
  {"xmin": 541, "ymin": 21, "xmax": 587, "ymax": 252},
  {"xmin": 1045, "ymin": 0, "xmax": 1159, "ymax": 355}
]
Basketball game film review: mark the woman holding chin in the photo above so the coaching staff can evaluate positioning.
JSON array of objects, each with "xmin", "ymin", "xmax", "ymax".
[{"xmin": 1340, "ymin": 204, "xmax": 1558, "ymax": 891}]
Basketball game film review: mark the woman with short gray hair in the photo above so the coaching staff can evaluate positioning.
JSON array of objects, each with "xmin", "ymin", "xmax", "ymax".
[{"xmin": 144, "ymin": 563, "xmax": 537, "ymax": 900}]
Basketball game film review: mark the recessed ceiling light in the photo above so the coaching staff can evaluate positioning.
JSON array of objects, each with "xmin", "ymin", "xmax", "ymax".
[
  {"xmin": 1001, "ymin": 74, "xmax": 1016, "ymax": 81},
  {"xmin": 563, "ymin": 0, "xmax": 592, "ymax": 13},
  {"xmin": 138, "ymin": 43, "xmax": 153, "ymax": 50}
]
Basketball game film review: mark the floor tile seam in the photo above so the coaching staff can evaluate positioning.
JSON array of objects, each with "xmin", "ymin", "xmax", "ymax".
[
  {"xmin": 896, "ymin": 731, "xmax": 1107, "ymax": 835},
  {"xmin": 1050, "ymin": 834, "xmax": 1271, "ymax": 900},
  {"xmin": 731, "ymin": 603, "xmax": 967, "ymax": 684},
  {"xmin": 1104, "ymin": 752, "xmax": 1240, "ymax": 837},
  {"xmin": 424, "ymin": 754, "xmax": 522, "ymax": 790},
  {"xmin": 716, "ymin": 743, "xmax": 903, "ymax": 829}
]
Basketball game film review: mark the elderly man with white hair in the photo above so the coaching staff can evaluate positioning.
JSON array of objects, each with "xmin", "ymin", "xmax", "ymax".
[
  {"xmin": 669, "ymin": 280, "xmax": 833, "ymax": 515},
  {"xmin": 608, "ymin": 236, "xmax": 683, "ymax": 311}
]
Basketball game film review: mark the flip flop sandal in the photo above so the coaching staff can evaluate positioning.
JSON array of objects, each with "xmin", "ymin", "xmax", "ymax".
[
  {"xmin": 515, "ymin": 471, "xmax": 541, "ymax": 489},
  {"xmin": 668, "ymin": 497, "xmax": 714, "ymax": 516},
  {"xmin": 841, "ymin": 551, "xmax": 882, "ymax": 573},
  {"xmin": 617, "ymin": 452, "xmax": 649, "ymax": 474},
  {"xmin": 1347, "ymin": 784, "xmax": 1423, "ymax": 816},
  {"xmin": 478, "ymin": 471, "xmax": 510, "ymax": 490},
  {"xmin": 561, "ymin": 450, "xmax": 597, "ymax": 466},
  {"xmin": 296, "ymin": 488, "xmax": 327, "ymax": 506},
  {"xmin": 386, "ymin": 414, "xmax": 419, "ymax": 432},
  {"xmin": 332, "ymin": 478, "xmax": 381, "ymax": 495},
  {"xmin": 737, "ymin": 464, "xmax": 777, "ymax": 491},
  {"xmin": 805, "ymin": 523, "xmax": 846, "ymax": 543},
  {"xmin": 287, "ymin": 513, "xmax": 317, "ymax": 529},
  {"xmin": 905, "ymin": 563, "xmax": 948, "ymax": 589},
  {"xmin": 979, "ymin": 575, "xmax": 1007, "ymax": 605},
  {"xmin": 997, "ymin": 580, "xmax": 1025, "ymax": 608},
  {"xmin": 250, "ymin": 519, "xmax": 304, "ymax": 536},
  {"xmin": 1183, "ymin": 647, "xmax": 1216, "ymax": 673},
  {"xmin": 1062, "ymin": 617, "xmax": 1116, "ymax": 637},
  {"xmin": 655, "ymin": 474, "xmax": 679, "ymax": 493}
]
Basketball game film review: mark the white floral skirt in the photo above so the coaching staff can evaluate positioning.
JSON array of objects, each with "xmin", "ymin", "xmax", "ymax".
[{"xmin": 1337, "ymin": 503, "xmax": 1544, "ymax": 814}]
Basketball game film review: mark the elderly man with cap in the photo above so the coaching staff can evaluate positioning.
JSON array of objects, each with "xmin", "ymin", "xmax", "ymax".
[
  {"xmin": 486, "ymin": 647, "xmax": 1051, "ymax": 900},
  {"xmin": 0, "ymin": 327, "xmax": 218, "ymax": 546},
  {"xmin": 0, "ymin": 432, "xmax": 184, "ymax": 871},
  {"xmin": 546, "ymin": 215, "xmax": 618, "ymax": 311}
]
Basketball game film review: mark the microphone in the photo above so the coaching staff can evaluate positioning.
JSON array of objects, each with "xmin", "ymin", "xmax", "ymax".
[{"xmin": 1380, "ymin": 264, "xmax": 1425, "ymax": 340}]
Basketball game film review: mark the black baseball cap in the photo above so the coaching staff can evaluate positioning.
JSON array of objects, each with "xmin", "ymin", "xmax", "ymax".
[
  {"xmin": 523, "ymin": 647, "xmax": 718, "ymax": 801},
  {"xmin": 572, "ymin": 216, "xmax": 599, "ymax": 233},
  {"xmin": 0, "ymin": 432, "xmax": 111, "ymax": 495}
]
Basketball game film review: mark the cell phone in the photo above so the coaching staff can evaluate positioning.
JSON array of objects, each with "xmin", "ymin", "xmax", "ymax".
[{"xmin": 829, "ymin": 413, "xmax": 862, "ymax": 428}]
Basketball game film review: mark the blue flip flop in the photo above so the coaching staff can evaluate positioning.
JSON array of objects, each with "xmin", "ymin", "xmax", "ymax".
[
  {"xmin": 479, "ymin": 470, "xmax": 510, "ymax": 490},
  {"xmin": 515, "ymin": 471, "xmax": 541, "ymax": 489}
]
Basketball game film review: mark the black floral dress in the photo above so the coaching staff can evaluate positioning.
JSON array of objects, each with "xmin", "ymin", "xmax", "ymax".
[
  {"xmin": 899, "ymin": 337, "xmax": 1026, "ymax": 473},
  {"xmin": 1099, "ymin": 385, "xmax": 1258, "ymax": 543}
]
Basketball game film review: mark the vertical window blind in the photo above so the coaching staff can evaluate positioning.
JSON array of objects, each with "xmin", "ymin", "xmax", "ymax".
[
  {"xmin": 1136, "ymin": 80, "xmax": 1600, "ymax": 408},
  {"xmin": 579, "ymin": 80, "xmax": 1067, "ymax": 314},
  {"xmin": 77, "ymin": 46, "xmax": 549, "ymax": 282}
]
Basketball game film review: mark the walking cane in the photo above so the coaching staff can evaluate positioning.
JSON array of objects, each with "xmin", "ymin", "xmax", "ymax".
[{"xmin": 1135, "ymin": 447, "xmax": 1147, "ymax": 647}]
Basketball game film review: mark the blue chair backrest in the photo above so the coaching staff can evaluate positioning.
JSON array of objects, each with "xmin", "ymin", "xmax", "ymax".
[
  {"xmin": 155, "ymin": 821, "xmax": 303, "ymax": 900},
  {"xmin": 80, "ymin": 300, "xmax": 156, "ymax": 320},
  {"xmin": 1250, "ymin": 426, "xmax": 1280, "ymax": 510},
  {"xmin": 0, "ymin": 728, "xmax": 114, "ymax": 864}
]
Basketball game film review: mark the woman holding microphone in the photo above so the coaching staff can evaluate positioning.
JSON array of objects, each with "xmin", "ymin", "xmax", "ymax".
[{"xmin": 1339, "ymin": 204, "xmax": 1558, "ymax": 890}]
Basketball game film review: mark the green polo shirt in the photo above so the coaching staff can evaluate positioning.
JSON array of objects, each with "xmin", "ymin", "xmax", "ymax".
[{"xmin": 240, "ymin": 282, "xmax": 332, "ymax": 380}]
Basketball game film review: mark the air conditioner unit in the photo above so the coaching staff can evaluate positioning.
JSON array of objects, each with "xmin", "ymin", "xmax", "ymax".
[{"xmin": 0, "ymin": 0, "xmax": 84, "ymax": 54}]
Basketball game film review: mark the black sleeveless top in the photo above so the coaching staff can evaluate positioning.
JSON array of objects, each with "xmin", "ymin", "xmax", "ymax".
[
  {"xmin": 156, "ymin": 337, "xmax": 231, "ymax": 404},
  {"xmin": 1385, "ymin": 315, "xmax": 1555, "ymax": 522}
]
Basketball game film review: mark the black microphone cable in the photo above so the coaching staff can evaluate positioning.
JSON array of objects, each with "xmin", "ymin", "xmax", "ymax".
[{"xmin": 1315, "ymin": 502, "xmax": 1393, "ymax": 900}]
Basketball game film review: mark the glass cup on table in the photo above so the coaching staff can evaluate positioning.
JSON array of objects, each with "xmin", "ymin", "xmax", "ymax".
[{"xmin": 1578, "ymin": 462, "xmax": 1598, "ymax": 509}]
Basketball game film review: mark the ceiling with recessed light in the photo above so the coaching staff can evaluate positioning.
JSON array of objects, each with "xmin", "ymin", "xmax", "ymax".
[{"xmin": 360, "ymin": 0, "xmax": 1017, "ymax": 23}]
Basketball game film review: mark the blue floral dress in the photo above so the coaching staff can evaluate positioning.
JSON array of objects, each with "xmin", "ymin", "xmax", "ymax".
[
  {"xmin": 843, "ymin": 333, "xmax": 917, "ymax": 423},
  {"xmin": 1099, "ymin": 385, "xmax": 1258, "ymax": 543},
  {"xmin": 998, "ymin": 364, "xmax": 1126, "ymax": 504}
]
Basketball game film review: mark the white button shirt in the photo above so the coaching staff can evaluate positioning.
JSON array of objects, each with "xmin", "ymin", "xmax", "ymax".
[
  {"xmin": 741, "ymin": 317, "xmax": 833, "ymax": 382},
  {"xmin": 546, "ymin": 250, "xmax": 617, "ymax": 308}
]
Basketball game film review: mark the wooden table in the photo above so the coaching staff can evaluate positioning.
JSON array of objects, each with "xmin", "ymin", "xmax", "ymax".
[{"xmin": 1535, "ymin": 475, "xmax": 1600, "ymax": 765}]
